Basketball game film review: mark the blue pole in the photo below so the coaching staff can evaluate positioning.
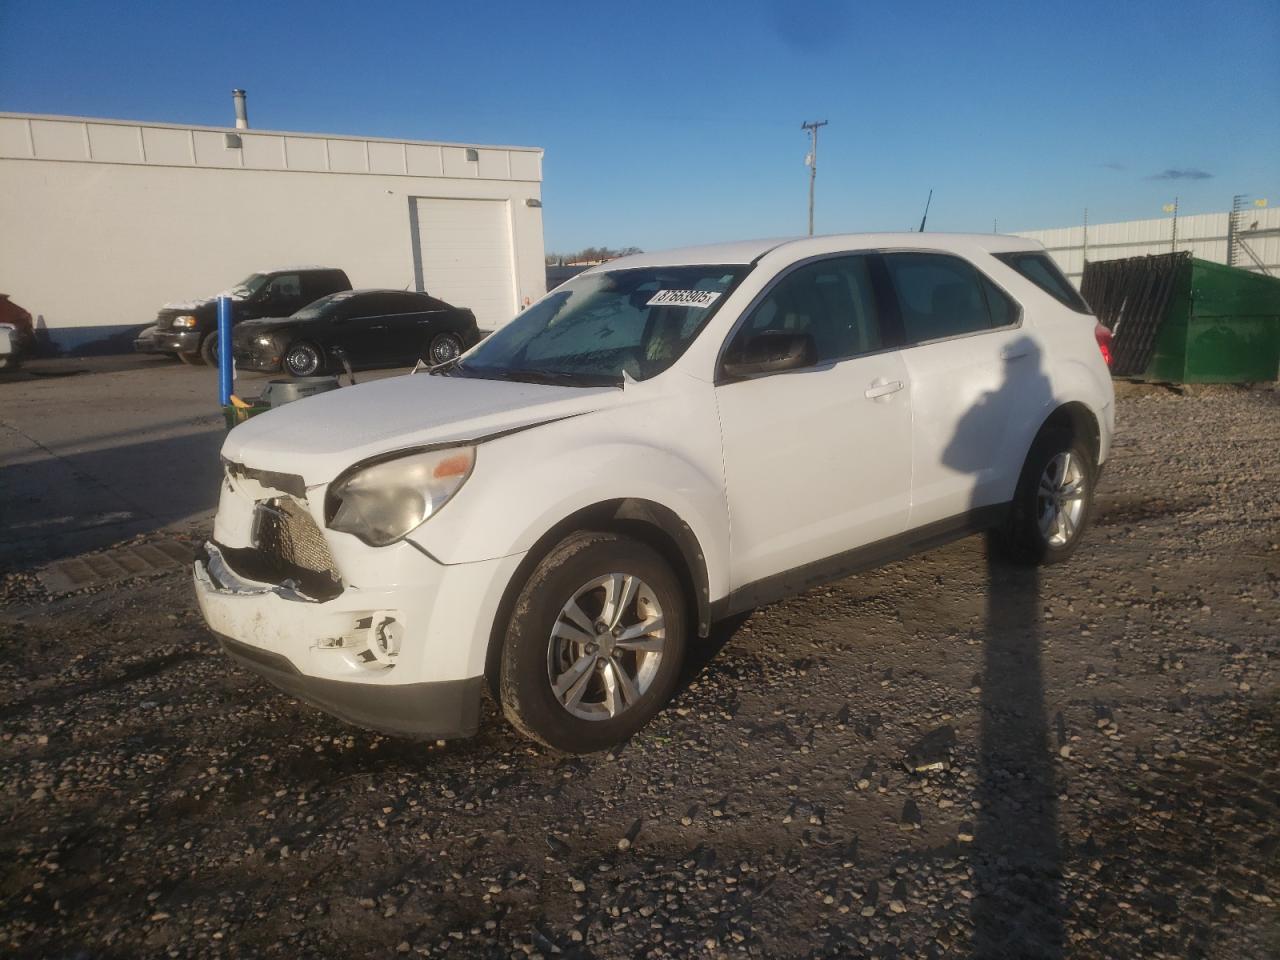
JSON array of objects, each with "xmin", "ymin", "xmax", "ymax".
[{"xmin": 217, "ymin": 296, "xmax": 233, "ymax": 407}]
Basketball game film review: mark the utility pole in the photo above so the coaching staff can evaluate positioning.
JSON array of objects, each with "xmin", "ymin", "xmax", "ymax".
[
  {"xmin": 1163, "ymin": 197, "xmax": 1179, "ymax": 252},
  {"xmin": 801, "ymin": 120, "xmax": 828, "ymax": 236}
]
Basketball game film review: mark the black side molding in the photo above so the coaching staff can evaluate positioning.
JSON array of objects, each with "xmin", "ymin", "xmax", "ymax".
[{"xmin": 714, "ymin": 504, "xmax": 1009, "ymax": 619}]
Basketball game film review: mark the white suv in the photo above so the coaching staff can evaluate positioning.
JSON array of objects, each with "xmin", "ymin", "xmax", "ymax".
[{"xmin": 195, "ymin": 234, "xmax": 1114, "ymax": 752}]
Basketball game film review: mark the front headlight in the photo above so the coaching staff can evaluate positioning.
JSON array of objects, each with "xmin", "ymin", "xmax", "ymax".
[
  {"xmin": 255, "ymin": 335, "xmax": 275, "ymax": 346},
  {"xmin": 326, "ymin": 446, "xmax": 475, "ymax": 546},
  {"xmin": 172, "ymin": 314, "xmax": 198, "ymax": 328}
]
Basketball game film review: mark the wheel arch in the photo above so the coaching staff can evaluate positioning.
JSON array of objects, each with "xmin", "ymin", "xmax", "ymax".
[
  {"xmin": 482, "ymin": 497, "xmax": 712, "ymax": 695},
  {"xmin": 1035, "ymin": 401, "xmax": 1101, "ymax": 464}
]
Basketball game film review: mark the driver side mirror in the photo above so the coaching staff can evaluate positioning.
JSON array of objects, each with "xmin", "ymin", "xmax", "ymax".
[{"xmin": 722, "ymin": 331, "xmax": 818, "ymax": 379}]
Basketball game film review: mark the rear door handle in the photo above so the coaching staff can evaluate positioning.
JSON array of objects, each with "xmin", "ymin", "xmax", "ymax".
[
  {"xmin": 1002, "ymin": 347, "xmax": 1031, "ymax": 361},
  {"xmin": 864, "ymin": 379, "xmax": 904, "ymax": 400}
]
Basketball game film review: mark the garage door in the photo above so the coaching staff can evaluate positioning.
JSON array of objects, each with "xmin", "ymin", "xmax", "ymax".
[{"xmin": 412, "ymin": 197, "xmax": 516, "ymax": 329}]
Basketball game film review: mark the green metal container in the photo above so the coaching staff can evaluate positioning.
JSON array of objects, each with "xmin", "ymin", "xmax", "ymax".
[{"xmin": 1145, "ymin": 258, "xmax": 1280, "ymax": 383}]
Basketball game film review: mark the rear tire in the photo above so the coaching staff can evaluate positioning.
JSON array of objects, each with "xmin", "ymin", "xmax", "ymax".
[
  {"xmin": 284, "ymin": 342, "xmax": 323, "ymax": 378},
  {"xmin": 427, "ymin": 332, "xmax": 463, "ymax": 366},
  {"xmin": 499, "ymin": 532, "xmax": 688, "ymax": 753},
  {"xmin": 992, "ymin": 430, "xmax": 1096, "ymax": 565}
]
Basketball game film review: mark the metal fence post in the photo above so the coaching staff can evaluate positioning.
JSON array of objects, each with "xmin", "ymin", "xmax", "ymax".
[{"xmin": 217, "ymin": 296, "xmax": 233, "ymax": 407}]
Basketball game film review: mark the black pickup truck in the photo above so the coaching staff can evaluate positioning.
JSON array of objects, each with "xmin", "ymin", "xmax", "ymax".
[{"xmin": 138, "ymin": 267, "xmax": 351, "ymax": 365}]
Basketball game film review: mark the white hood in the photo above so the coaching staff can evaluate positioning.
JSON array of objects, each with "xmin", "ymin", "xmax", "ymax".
[{"xmin": 221, "ymin": 373, "xmax": 616, "ymax": 485}]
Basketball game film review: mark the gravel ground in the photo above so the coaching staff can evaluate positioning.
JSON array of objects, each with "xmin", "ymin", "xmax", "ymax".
[{"xmin": 1, "ymin": 384, "xmax": 1277, "ymax": 959}]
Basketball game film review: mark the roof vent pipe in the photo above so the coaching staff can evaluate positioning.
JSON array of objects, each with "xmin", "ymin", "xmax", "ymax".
[{"xmin": 232, "ymin": 89, "xmax": 249, "ymax": 129}]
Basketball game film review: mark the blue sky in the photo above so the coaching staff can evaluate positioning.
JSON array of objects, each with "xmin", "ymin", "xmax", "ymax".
[{"xmin": 2, "ymin": 0, "xmax": 1276, "ymax": 253}]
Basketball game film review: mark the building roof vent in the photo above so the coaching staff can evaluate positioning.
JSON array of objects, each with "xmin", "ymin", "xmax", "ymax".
[{"xmin": 232, "ymin": 89, "xmax": 249, "ymax": 130}]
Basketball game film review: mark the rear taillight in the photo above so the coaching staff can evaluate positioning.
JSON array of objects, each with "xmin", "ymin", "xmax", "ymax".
[{"xmin": 1094, "ymin": 322, "xmax": 1113, "ymax": 368}]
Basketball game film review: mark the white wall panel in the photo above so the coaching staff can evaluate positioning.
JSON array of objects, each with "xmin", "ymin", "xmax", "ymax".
[
  {"xmin": 368, "ymin": 140, "xmax": 405, "ymax": 175},
  {"xmin": 87, "ymin": 123, "xmax": 142, "ymax": 163},
  {"xmin": 283, "ymin": 136, "xmax": 327, "ymax": 171},
  {"xmin": 141, "ymin": 126, "xmax": 192, "ymax": 165},
  {"xmin": 327, "ymin": 138, "xmax": 367, "ymax": 174},
  {"xmin": 406, "ymin": 144, "xmax": 444, "ymax": 177},
  {"xmin": 192, "ymin": 130, "xmax": 242, "ymax": 168},
  {"xmin": 29, "ymin": 119, "xmax": 86, "ymax": 160},
  {"xmin": 0, "ymin": 117, "xmax": 32, "ymax": 157},
  {"xmin": 442, "ymin": 147, "xmax": 478, "ymax": 178},
  {"xmin": 240, "ymin": 134, "xmax": 286, "ymax": 170}
]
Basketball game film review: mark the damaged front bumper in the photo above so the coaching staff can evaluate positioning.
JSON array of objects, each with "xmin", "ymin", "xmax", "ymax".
[
  {"xmin": 195, "ymin": 541, "xmax": 486, "ymax": 739},
  {"xmin": 195, "ymin": 451, "xmax": 525, "ymax": 742}
]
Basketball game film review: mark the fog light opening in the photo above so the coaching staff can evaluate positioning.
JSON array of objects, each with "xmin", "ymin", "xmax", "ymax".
[{"xmin": 367, "ymin": 612, "xmax": 403, "ymax": 666}]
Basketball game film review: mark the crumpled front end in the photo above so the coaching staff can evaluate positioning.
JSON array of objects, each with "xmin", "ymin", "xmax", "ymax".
[{"xmin": 194, "ymin": 459, "xmax": 521, "ymax": 739}]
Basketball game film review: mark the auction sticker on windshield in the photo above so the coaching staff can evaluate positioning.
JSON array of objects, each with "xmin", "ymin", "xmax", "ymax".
[{"xmin": 646, "ymin": 290, "xmax": 722, "ymax": 308}]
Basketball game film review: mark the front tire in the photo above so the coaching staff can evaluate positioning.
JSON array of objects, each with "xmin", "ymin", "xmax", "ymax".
[
  {"xmin": 499, "ymin": 532, "xmax": 688, "ymax": 752},
  {"xmin": 993, "ymin": 430, "xmax": 1096, "ymax": 565},
  {"xmin": 284, "ymin": 342, "xmax": 323, "ymax": 378},
  {"xmin": 199, "ymin": 332, "xmax": 220, "ymax": 368}
]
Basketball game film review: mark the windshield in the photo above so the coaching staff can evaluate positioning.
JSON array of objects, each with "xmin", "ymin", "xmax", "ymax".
[{"xmin": 450, "ymin": 264, "xmax": 748, "ymax": 386}]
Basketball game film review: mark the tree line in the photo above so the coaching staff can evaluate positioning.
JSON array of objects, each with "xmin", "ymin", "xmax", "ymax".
[{"xmin": 545, "ymin": 246, "xmax": 642, "ymax": 265}]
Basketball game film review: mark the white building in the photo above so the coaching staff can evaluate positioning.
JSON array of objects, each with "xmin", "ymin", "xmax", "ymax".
[
  {"xmin": 0, "ymin": 110, "xmax": 546, "ymax": 352},
  {"xmin": 1014, "ymin": 206, "xmax": 1280, "ymax": 285}
]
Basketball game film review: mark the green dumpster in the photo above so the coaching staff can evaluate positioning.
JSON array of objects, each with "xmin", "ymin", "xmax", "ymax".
[{"xmin": 1083, "ymin": 253, "xmax": 1280, "ymax": 383}]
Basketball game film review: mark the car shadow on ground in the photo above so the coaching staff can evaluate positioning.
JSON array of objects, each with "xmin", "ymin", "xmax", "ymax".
[{"xmin": 0, "ymin": 430, "xmax": 224, "ymax": 573}]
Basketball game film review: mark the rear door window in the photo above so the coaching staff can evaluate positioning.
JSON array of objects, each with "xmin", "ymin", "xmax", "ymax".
[
  {"xmin": 883, "ymin": 253, "xmax": 1016, "ymax": 345},
  {"xmin": 380, "ymin": 292, "xmax": 432, "ymax": 314},
  {"xmin": 338, "ymin": 293, "xmax": 395, "ymax": 321},
  {"xmin": 993, "ymin": 251, "xmax": 1090, "ymax": 313}
]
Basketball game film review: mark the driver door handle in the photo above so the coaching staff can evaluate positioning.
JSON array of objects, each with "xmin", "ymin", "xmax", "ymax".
[{"xmin": 864, "ymin": 379, "xmax": 904, "ymax": 400}]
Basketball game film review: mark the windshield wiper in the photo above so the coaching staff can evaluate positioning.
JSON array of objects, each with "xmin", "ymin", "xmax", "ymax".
[
  {"xmin": 446, "ymin": 366, "xmax": 621, "ymax": 388},
  {"xmin": 429, "ymin": 357, "xmax": 466, "ymax": 376}
]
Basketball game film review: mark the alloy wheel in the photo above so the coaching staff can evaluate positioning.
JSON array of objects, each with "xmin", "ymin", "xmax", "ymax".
[
  {"xmin": 430, "ymin": 334, "xmax": 462, "ymax": 365},
  {"xmin": 546, "ymin": 573, "xmax": 666, "ymax": 721},
  {"xmin": 1038, "ymin": 451, "xmax": 1086, "ymax": 547},
  {"xmin": 285, "ymin": 343, "xmax": 320, "ymax": 377}
]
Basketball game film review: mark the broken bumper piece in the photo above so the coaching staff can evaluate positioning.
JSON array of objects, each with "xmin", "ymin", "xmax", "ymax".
[{"xmin": 193, "ymin": 541, "xmax": 510, "ymax": 740}]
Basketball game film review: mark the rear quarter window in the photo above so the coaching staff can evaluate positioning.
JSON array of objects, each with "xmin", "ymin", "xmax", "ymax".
[
  {"xmin": 994, "ymin": 251, "xmax": 1090, "ymax": 314},
  {"xmin": 883, "ymin": 253, "xmax": 1005, "ymax": 345}
]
